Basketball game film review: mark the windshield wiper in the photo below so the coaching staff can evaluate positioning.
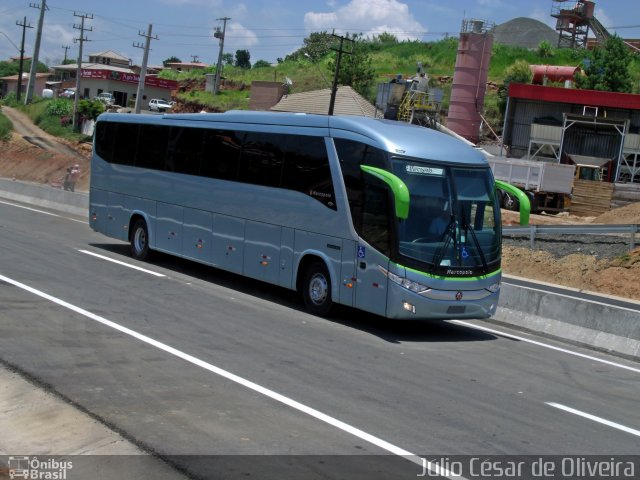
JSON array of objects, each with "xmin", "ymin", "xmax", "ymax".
[
  {"xmin": 464, "ymin": 222, "xmax": 488, "ymax": 272},
  {"xmin": 433, "ymin": 215, "xmax": 457, "ymax": 267}
]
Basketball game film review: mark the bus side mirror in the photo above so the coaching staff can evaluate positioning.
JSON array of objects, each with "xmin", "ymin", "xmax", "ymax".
[
  {"xmin": 494, "ymin": 179, "xmax": 530, "ymax": 226},
  {"xmin": 360, "ymin": 165, "xmax": 410, "ymax": 220}
]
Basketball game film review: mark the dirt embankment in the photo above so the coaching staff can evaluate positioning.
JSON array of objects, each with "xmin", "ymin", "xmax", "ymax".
[
  {"xmin": 0, "ymin": 106, "xmax": 91, "ymax": 191},
  {"xmin": 0, "ymin": 107, "xmax": 639, "ymax": 300}
]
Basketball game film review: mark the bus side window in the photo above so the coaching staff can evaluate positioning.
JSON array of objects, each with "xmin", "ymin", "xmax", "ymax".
[
  {"xmin": 238, "ymin": 132, "xmax": 287, "ymax": 188},
  {"xmin": 282, "ymin": 136, "xmax": 336, "ymax": 210},
  {"xmin": 201, "ymin": 130, "xmax": 243, "ymax": 181},
  {"xmin": 136, "ymin": 124, "xmax": 169, "ymax": 170},
  {"xmin": 111, "ymin": 123, "xmax": 140, "ymax": 166},
  {"xmin": 95, "ymin": 121, "xmax": 116, "ymax": 163},
  {"xmin": 167, "ymin": 127, "xmax": 203, "ymax": 175},
  {"xmin": 361, "ymin": 178, "xmax": 391, "ymax": 256}
]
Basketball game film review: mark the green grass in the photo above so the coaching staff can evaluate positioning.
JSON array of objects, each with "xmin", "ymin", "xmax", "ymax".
[
  {"xmin": 0, "ymin": 109, "xmax": 13, "ymax": 141},
  {"xmin": 19, "ymin": 99, "xmax": 86, "ymax": 142}
]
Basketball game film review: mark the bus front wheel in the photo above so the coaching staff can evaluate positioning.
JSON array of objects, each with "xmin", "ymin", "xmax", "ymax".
[
  {"xmin": 130, "ymin": 219, "xmax": 150, "ymax": 261},
  {"xmin": 302, "ymin": 261, "xmax": 333, "ymax": 316}
]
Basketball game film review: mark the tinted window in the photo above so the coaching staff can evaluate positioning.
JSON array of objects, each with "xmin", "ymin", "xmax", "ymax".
[
  {"xmin": 334, "ymin": 138, "xmax": 390, "ymax": 247},
  {"xmin": 112, "ymin": 123, "xmax": 140, "ymax": 165},
  {"xmin": 282, "ymin": 136, "xmax": 336, "ymax": 210},
  {"xmin": 167, "ymin": 127, "xmax": 203, "ymax": 175},
  {"xmin": 201, "ymin": 129, "xmax": 243, "ymax": 181},
  {"xmin": 238, "ymin": 132, "xmax": 286, "ymax": 187},
  {"xmin": 94, "ymin": 121, "xmax": 116, "ymax": 163},
  {"xmin": 136, "ymin": 125, "xmax": 169, "ymax": 169},
  {"xmin": 361, "ymin": 179, "xmax": 391, "ymax": 256}
]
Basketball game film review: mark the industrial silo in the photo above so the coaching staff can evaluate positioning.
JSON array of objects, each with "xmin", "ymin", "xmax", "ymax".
[{"xmin": 447, "ymin": 19, "xmax": 494, "ymax": 144}]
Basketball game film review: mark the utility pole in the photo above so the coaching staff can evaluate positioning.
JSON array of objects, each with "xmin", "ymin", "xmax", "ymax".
[
  {"xmin": 24, "ymin": 0, "xmax": 47, "ymax": 104},
  {"xmin": 16, "ymin": 17, "xmax": 33, "ymax": 101},
  {"xmin": 133, "ymin": 24, "xmax": 158, "ymax": 114},
  {"xmin": 190, "ymin": 54, "xmax": 199, "ymax": 63},
  {"xmin": 62, "ymin": 45, "xmax": 70, "ymax": 62},
  {"xmin": 328, "ymin": 33, "xmax": 353, "ymax": 116},
  {"xmin": 72, "ymin": 12, "xmax": 92, "ymax": 131},
  {"xmin": 213, "ymin": 17, "xmax": 230, "ymax": 95}
]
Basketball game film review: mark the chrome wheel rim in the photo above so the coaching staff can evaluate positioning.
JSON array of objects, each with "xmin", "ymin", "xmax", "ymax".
[{"xmin": 309, "ymin": 273, "xmax": 328, "ymax": 305}]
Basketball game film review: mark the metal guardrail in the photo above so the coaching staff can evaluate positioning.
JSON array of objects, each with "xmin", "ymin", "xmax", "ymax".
[{"xmin": 502, "ymin": 224, "xmax": 638, "ymax": 251}]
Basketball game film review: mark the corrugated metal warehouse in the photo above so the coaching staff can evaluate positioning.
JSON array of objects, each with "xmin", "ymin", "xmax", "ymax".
[{"xmin": 502, "ymin": 84, "xmax": 640, "ymax": 183}]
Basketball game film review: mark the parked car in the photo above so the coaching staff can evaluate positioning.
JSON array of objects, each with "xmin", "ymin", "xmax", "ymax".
[
  {"xmin": 149, "ymin": 98, "xmax": 172, "ymax": 112},
  {"xmin": 59, "ymin": 88, "xmax": 75, "ymax": 99},
  {"xmin": 95, "ymin": 92, "xmax": 115, "ymax": 105}
]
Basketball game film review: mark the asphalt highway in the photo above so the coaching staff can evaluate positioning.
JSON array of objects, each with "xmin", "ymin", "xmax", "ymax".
[{"xmin": 1, "ymin": 199, "xmax": 639, "ymax": 479}]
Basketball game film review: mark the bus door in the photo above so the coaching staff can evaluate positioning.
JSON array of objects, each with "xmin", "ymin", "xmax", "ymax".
[
  {"xmin": 354, "ymin": 180, "xmax": 391, "ymax": 317},
  {"xmin": 355, "ymin": 242, "xmax": 389, "ymax": 317}
]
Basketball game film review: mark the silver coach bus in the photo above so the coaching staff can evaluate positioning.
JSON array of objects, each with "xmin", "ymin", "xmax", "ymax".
[{"xmin": 90, "ymin": 111, "xmax": 503, "ymax": 320}]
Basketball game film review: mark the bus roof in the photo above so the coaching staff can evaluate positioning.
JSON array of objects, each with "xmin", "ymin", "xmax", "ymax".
[{"xmin": 99, "ymin": 110, "xmax": 486, "ymax": 166}]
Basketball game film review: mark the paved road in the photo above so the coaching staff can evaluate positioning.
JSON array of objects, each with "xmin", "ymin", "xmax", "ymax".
[{"xmin": 1, "ymin": 199, "xmax": 639, "ymax": 478}]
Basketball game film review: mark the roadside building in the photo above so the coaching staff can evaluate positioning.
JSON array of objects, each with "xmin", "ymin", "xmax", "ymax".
[
  {"xmin": 0, "ymin": 72, "xmax": 49, "ymax": 98},
  {"xmin": 50, "ymin": 50, "xmax": 177, "ymax": 107},
  {"xmin": 270, "ymin": 85, "xmax": 381, "ymax": 117},
  {"xmin": 165, "ymin": 62, "xmax": 210, "ymax": 73},
  {"xmin": 502, "ymin": 83, "xmax": 640, "ymax": 184}
]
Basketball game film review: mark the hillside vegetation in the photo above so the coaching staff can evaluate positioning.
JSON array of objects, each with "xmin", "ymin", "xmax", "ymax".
[{"xmin": 160, "ymin": 37, "xmax": 640, "ymax": 135}]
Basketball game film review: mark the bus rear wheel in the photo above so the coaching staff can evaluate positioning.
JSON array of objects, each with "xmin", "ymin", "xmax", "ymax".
[
  {"xmin": 130, "ymin": 219, "xmax": 150, "ymax": 261},
  {"xmin": 302, "ymin": 261, "xmax": 333, "ymax": 316}
]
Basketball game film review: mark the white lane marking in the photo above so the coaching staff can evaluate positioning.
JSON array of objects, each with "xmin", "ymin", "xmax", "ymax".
[
  {"xmin": 546, "ymin": 402, "xmax": 640, "ymax": 437},
  {"xmin": 0, "ymin": 272, "xmax": 462, "ymax": 479},
  {"xmin": 450, "ymin": 320, "xmax": 640, "ymax": 374},
  {"xmin": 0, "ymin": 199, "xmax": 60, "ymax": 217},
  {"xmin": 502, "ymin": 280, "xmax": 640, "ymax": 313},
  {"xmin": 0, "ymin": 199, "xmax": 85, "ymax": 223},
  {"xmin": 78, "ymin": 249, "xmax": 166, "ymax": 277}
]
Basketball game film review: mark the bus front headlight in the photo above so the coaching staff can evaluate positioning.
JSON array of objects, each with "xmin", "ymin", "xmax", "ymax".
[{"xmin": 379, "ymin": 266, "xmax": 430, "ymax": 294}]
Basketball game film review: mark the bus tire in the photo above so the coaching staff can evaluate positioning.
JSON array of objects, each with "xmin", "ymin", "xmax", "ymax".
[
  {"xmin": 130, "ymin": 219, "xmax": 150, "ymax": 261},
  {"xmin": 302, "ymin": 261, "xmax": 333, "ymax": 316}
]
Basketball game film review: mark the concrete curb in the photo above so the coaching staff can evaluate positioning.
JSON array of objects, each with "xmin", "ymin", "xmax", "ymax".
[
  {"xmin": 1, "ymin": 178, "xmax": 639, "ymax": 360},
  {"xmin": 0, "ymin": 177, "xmax": 88, "ymax": 217}
]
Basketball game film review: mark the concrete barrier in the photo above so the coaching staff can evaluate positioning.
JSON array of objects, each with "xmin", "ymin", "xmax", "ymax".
[
  {"xmin": 0, "ymin": 177, "xmax": 88, "ymax": 217},
  {"xmin": 1, "ymin": 178, "xmax": 639, "ymax": 360},
  {"xmin": 493, "ymin": 279, "xmax": 640, "ymax": 360}
]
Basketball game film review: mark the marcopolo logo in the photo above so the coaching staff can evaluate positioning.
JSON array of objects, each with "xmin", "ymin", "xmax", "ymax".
[{"xmin": 8, "ymin": 456, "xmax": 73, "ymax": 479}]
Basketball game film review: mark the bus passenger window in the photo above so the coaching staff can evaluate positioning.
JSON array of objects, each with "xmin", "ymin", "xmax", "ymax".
[
  {"xmin": 136, "ymin": 125, "xmax": 169, "ymax": 170},
  {"xmin": 238, "ymin": 132, "xmax": 286, "ymax": 187},
  {"xmin": 201, "ymin": 130, "xmax": 242, "ymax": 181},
  {"xmin": 282, "ymin": 136, "xmax": 336, "ymax": 209}
]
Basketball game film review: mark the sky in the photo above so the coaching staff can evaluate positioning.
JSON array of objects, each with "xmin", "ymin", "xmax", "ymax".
[{"xmin": 1, "ymin": 0, "xmax": 639, "ymax": 68}]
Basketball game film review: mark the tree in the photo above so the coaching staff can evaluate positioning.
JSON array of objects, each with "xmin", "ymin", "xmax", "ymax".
[
  {"xmin": 163, "ymin": 56, "xmax": 181, "ymax": 67},
  {"xmin": 537, "ymin": 40, "xmax": 554, "ymax": 58},
  {"xmin": 576, "ymin": 35, "xmax": 633, "ymax": 93},
  {"xmin": 235, "ymin": 49, "xmax": 251, "ymax": 69},
  {"xmin": 327, "ymin": 33, "xmax": 375, "ymax": 98},
  {"xmin": 253, "ymin": 59, "xmax": 271, "ymax": 69},
  {"xmin": 497, "ymin": 60, "xmax": 533, "ymax": 113},
  {"xmin": 373, "ymin": 32, "xmax": 398, "ymax": 44},
  {"xmin": 302, "ymin": 31, "xmax": 334, "ymax": 61},
  {"xmin": 222, "ymin": 53, "xmax": 234, "ymax": 66}
]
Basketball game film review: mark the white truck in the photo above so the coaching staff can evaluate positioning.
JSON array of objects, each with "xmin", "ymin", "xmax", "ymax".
[{"xmin": 486, "ymin": 156, "xmax": 576, "ymax": 212}]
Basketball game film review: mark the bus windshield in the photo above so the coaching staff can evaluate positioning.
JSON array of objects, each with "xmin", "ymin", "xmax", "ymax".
[{"xmin": 391, "ymin": 158, "xmax": 500, "ymax": 275}]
